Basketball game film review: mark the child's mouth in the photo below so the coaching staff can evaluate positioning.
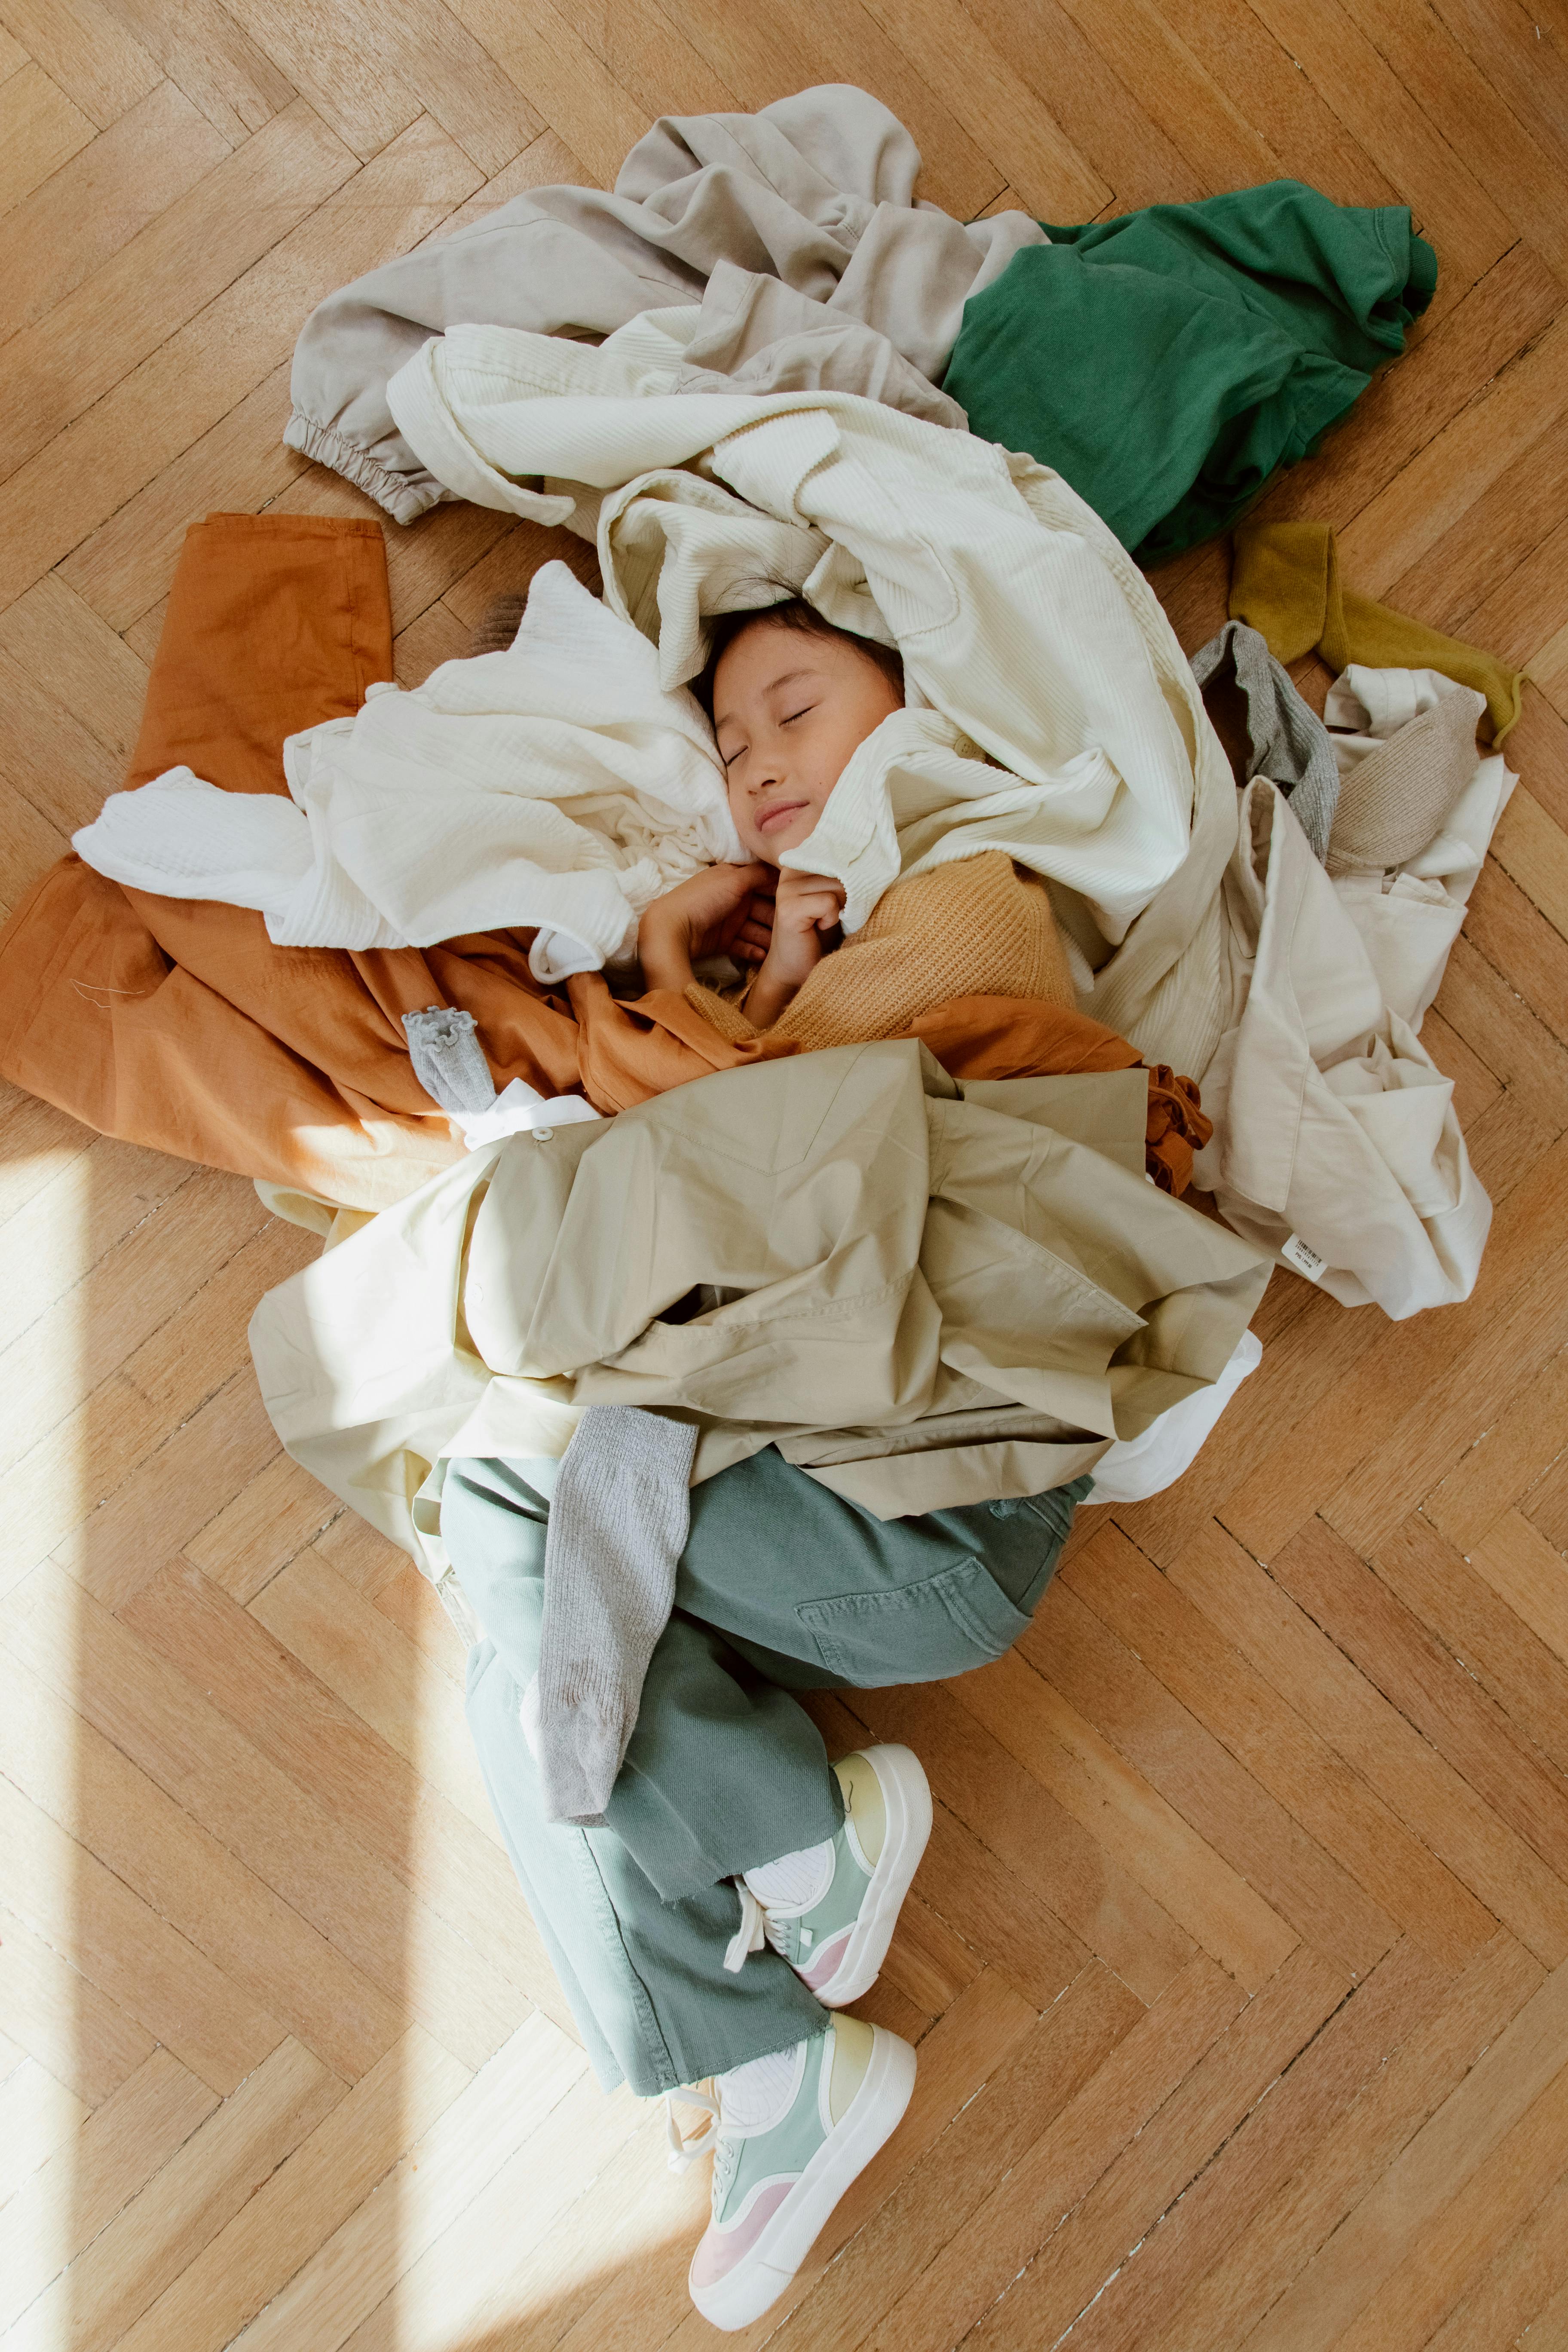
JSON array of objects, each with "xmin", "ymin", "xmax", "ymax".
[{"xmin": 757, "ymin": 800, "xmax": 809, "ymax": 834}]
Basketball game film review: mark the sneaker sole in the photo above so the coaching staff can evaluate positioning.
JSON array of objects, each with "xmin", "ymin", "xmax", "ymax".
[
  {"xmin": 688, "ymin": 2024, "xmax": 918, "ymax": 2331},
  {"xmin": 813, "ymin": 1742, "xmax": 933, "ymax": 2008}
]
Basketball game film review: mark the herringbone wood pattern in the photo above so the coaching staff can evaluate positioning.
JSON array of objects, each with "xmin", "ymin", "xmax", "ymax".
[{"xmin": 2, "ymin": 3, "xmax": 1568, "ymax": 2346}]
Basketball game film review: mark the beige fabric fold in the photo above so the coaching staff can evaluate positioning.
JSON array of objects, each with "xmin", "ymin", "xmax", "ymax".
[
  {"xmin": 1326, "ymin": 680, "xmax": 1484, "ymax": 876},
  {"xmin": 1192, "ymin": 778, "xmax": 1492, "ymax": 1317},
  {"xmin": 1320, "ymin": 665, "xmax": 1512, "ymax": 1034},
  {"xmin": 250, "ymin": 1044, "xmax": 1268, "ymax": 1578},
  {"xmin": 674, "ymin": 258, "xmax": 970, "ymax": 429},
  {"xmin": 285, "ymin": 85, "xmax": 1042, "ymax": 522}
]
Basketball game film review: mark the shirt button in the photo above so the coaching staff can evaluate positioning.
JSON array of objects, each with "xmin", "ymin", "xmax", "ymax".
[{"xmin": 533, "ymin": 1127, "xmax": 554, "ymax": 1143}]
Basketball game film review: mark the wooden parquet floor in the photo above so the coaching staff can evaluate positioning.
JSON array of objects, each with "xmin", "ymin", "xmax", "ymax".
[{"xmin": 3, "ymin": 3, "xmax": 1568, "ymax": 2346}]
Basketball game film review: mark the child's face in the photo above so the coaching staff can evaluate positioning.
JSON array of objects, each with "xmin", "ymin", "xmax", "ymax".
[{"xmin": 713, "ymin": 619, "xmax": 904, "ymax": 862}]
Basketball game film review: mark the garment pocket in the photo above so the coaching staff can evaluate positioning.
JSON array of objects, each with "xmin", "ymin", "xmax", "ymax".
[
  {"xmin": 1015, "ymin": 1480, "xmax": 1086, "ymax": 1547},
  {"xmin": 796, "ymin": 1555, "xmax": 1032, "ymax": 1687}
]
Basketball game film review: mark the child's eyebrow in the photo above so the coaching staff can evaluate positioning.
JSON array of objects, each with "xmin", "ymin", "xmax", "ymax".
[{"xmin": 713, "ymin": 663, "xmax": 826, "ymax": 748}]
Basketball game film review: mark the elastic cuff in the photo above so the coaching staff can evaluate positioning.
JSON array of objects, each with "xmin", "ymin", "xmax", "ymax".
[{"xmin": 282, "ymin": 408, "xmax": 445, "ymax": 527}]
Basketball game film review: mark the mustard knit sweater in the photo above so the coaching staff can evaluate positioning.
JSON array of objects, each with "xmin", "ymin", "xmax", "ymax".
[{"xmin": 687, "ymin": 850, "xmax": 1077, "ymax": 1052}]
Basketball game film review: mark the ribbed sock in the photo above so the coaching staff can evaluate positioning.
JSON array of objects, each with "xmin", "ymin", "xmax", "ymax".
[
  {"xmin": 716, "ymin": 2042, "xmax": 806, "ymax": 2132},
  {"xmin": 535, "ymin": 1405, "xmax": 698, "ymax": 1825},
  {"xmin": 744, "ymin": 1838, "xmax": 835, "ymax": 1911}
]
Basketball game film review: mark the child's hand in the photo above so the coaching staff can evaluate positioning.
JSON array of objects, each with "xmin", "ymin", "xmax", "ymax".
[
  {"xmin": 747, "ymin": 868, "xmax": 845, "ymax": 1025},
  {"xmin": 638, "ymin": 862, "xmax": 775, "ymax": 992},
  {"xmin": 769, "ymin": 869, "xmax": 844, "ymax": 972}
]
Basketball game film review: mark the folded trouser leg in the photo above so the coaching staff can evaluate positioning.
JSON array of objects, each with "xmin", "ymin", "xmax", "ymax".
[
  {"xmin": 443, "ymin": 1450, "xmax": 1088, "ymax": 2096},
  {"xmin": 445, "ymin": 1456, "xmax": 839, "ymax": 2095},
  {"xmin": 442, "ymin": 1458, "xmax": 845, "ymax": 1897},
  {"xmin": 446, "ymin": 1444, "xmax": 1086, "ymax": 1805},
  {"xmin": 466, "ymin": 1636, "xmax": 830, "ymax": 2096}
]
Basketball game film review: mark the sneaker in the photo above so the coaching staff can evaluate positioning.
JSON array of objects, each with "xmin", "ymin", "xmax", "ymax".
[
  {"xmin": 726, "ymin": 1743, "xmax": 932, "ymax": 2007},
  {"xmin": 670, "ymin": 2015, "xmax": 917, "ymax": 2331}
]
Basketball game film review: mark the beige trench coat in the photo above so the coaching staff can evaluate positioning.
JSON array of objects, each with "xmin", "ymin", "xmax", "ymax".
[{"xmin": 251, "ymin": 1043, "xmax": 1268, "ymax": 1580}]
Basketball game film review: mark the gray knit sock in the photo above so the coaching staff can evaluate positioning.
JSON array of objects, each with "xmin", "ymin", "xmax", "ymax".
[
  {"xmin": 1191, "ymin": 619, "xmax": 1340, "ymax": 861},
  {"xmin": 536, "ymin": 1405, "xmax": 698, "ymax": 1825},
  {"xmin": 403, "ymin": 1005, "xmax": 496, "ymax": 1114}
]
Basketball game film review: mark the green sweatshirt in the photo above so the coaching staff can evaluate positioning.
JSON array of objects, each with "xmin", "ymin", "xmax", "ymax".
[{"xmin": 942, "ymin": 178, "xmax": 1436, "ymax": 566}]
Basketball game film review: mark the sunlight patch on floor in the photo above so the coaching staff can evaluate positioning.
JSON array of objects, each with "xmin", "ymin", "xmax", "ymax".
[{"xmin": 0, "ymin": 1142, "xmax": 87, "ymax": 2349}]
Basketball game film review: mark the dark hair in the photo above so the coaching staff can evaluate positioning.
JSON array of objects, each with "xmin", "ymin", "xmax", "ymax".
[{"xmin": 692, "ymin": 595, "xmax": 904, "ymax": 720}]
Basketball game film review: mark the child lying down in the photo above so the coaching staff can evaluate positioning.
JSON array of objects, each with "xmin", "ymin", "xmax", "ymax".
[
  {"xmin": 473, "ymin": 588, "xmax": 1210, "ymax": 1193},
  {"xmin": 635, "ymin": 597, "xmax": 1080, "ymax": 1044}
]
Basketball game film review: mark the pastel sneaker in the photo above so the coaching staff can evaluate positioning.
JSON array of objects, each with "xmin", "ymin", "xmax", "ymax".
[
  {"xmin": 726, "ymin": 1743, "xmax": 933, "ymax": 2006},
  {"xmin": 671, "ymin": 2014, "xmax": 917, "ymax": 2331}
]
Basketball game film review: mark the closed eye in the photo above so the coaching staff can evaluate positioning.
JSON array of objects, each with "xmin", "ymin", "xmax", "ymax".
[{"xmin": 782, "ymin": 705, "xmax": 815, "ymax": 726}]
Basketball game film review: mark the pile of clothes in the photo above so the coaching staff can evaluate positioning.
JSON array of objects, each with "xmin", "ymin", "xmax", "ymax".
[
  {"xmin": 0, "ymin": 84, "xmax": 1526, "ymax": 1613},
  {"xmin": 4, "ymin": 105, "xmax": 1543, "ymax": 2286},
  {"xmin": 281, "ymin": 83, "xmax": 1439, "ymax": 567}
]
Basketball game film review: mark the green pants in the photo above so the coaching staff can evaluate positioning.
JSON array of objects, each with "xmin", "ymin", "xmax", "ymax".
[{"xmin": 448, "ymin": 1445, "xmax": 1085, "ymax": 2095}]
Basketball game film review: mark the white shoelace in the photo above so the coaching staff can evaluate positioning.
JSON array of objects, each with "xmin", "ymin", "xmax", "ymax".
[
  {"xmin": 664, "ymin": 2083, "xmax": 721, "ymax": 2172},
  {"xmin": 722, "ymin": 1834, "xmax": 837, "ymax": 1975},
  {"xmin": 722, "ymin": 1883, "xmax": 769, "ymax": 1975},
  {"xmin": 665, "ymin": 2043, "xmax": 805, "ymax": 2172}
]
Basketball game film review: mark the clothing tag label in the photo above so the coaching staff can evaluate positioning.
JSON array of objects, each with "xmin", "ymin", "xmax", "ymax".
[{"xmin": 1281, "ymin": 1232, "xmax": 1327, "ymax": 1282}]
